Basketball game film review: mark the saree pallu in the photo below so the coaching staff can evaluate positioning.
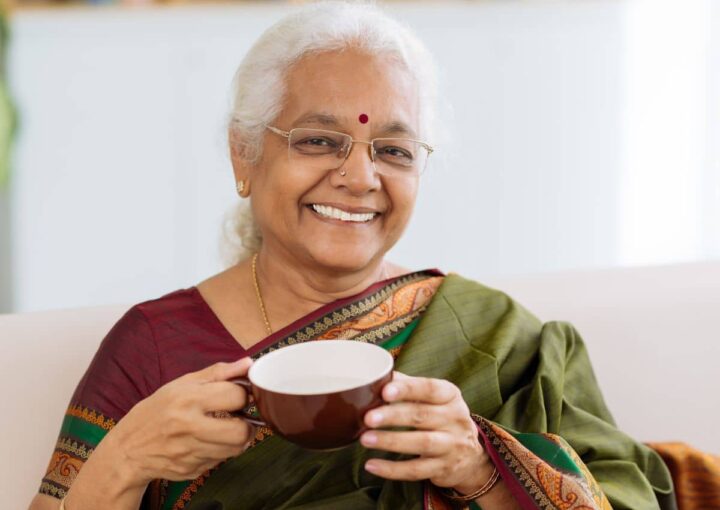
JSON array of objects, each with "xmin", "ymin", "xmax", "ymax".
[{"xmin": 39, "ymin": 271, "xmax": 675, "ymax": 510}]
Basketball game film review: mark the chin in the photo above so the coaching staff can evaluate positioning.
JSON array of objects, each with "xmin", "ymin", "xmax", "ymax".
[{"xmin": 304, "ymin": 242, "xmax": 383, "ymax": 274}]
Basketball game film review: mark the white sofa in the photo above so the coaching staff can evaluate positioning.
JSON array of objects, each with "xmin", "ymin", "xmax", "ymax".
[
  {"xmin": 2, "ymin": 261, "xmax": 719, "ymax": 508},
  {"xmin": 482, "ymin": 261, "xmax": 720, "ymax": 455}
]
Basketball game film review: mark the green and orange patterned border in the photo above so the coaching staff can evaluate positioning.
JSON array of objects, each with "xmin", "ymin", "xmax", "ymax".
[{"xmin": 40, "ymin": 405, "xmax": 115, "ymax": 499}]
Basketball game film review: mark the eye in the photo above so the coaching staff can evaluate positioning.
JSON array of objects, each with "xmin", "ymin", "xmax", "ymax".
[
  {"xmin": 383, "ymin": 147, "xmax": 412, "ymax": 158},
  {"xmin": 298, "ymin": 137, "xmax": 338, "ymax": 147},
  {"xmin": 291, "ymin": 135, "xmax": 343, "ymax": 155},
  {"xmin": 377, "ymin": 145, "xmax": 414, "ymax": 161}
]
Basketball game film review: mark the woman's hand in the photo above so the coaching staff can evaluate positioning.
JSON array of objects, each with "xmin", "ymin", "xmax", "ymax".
[
  {"xmin": 55, "ymin": 359, "xmax": 256, "ymax": 510},
  {"xmin": 109, "ymin": 358, "xmax": 256, "ymax": 485},
  {"xmin": 360, "ymin": 372, "xmax": 493, "ymax": 495}
]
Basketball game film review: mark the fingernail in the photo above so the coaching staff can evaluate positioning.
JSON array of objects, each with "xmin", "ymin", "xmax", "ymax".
[
  {"xmin": 367, "ymin": 411, "xmax": 383, "ymax": 426},
  {"xmin": 385, "ymin": 384, "xmax": 399, "ymax": 400},
  {"xmin": 361, "ymin": 432, "xmax": 377, "ymax": 446},
  {"xmin": 365, "ymin": 461, "xmax": 379, "ymax": 472}
]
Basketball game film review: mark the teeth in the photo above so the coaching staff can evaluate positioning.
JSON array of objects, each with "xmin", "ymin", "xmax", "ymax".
[{"xmin": 311, "ymin": 204, "xmax": 377, "ymax": 223}]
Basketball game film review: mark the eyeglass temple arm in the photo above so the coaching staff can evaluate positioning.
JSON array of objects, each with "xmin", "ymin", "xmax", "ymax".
[{"xmin": 266, "ymin": 125, "xmax": 290, "ymax": 138}]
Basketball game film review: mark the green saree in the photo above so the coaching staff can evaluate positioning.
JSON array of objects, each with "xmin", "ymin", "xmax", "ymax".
[
  {"xmin": 181, "ymin": 272, "xmax": 674, "ymax": 510},
  {"xmin": 41, "ymin": 271, "xmax": 675, "ymax": 510}
]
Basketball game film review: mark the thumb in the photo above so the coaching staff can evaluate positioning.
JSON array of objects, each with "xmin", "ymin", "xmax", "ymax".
[{"xmin": 192, "ymin": 358, "xmax": 253, "ymax": 383}]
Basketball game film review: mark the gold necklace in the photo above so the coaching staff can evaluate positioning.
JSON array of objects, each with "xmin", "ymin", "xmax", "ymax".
[{"xmin": 252, "ymin": 253, "xmax": 273, "ymax": 336}]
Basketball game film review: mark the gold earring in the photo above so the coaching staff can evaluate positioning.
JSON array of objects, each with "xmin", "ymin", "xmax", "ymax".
[{"xmin": 236, "ymin": 180, "xmax": 250, "ymax": 198}]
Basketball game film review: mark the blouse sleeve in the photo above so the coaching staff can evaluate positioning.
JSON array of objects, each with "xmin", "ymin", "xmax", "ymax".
[{"xmin": 38, "ymin": 305, "xmax": 161, "ymax": 500}]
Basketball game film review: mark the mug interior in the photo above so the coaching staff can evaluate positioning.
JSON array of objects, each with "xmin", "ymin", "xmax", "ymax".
[{"xmin": 249, "ymin": 340, "xmax": 393, "ymax": 395}]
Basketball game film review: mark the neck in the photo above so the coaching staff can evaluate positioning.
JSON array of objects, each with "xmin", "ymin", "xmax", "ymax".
[{"xmin": 252, "ymin": 244, "xmax": 396, "ymax": 332}]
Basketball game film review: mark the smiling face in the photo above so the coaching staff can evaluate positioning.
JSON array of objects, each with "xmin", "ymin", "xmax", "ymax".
[{"xmin": 232, "ymin": 48, "xmax": 422, "ymax": 274}]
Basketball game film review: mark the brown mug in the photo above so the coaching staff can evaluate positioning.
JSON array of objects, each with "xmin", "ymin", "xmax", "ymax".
[{"xmin": 231, "ymin": 340, "xmax": 393, "ymax": 450}]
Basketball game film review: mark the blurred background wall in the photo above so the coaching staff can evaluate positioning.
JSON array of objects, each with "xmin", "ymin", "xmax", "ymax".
[{"xmin": 1, "ymin": 0, "xmax": 718, "ymax": 312}]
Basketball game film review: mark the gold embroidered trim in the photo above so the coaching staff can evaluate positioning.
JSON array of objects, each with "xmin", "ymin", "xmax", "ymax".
[
  {"xmin": 388, "ymin": 346, "xmax": 403, "ymax": 359},
  {"xmin": 476, "ymin": 417, "xmax": 599, "ymax": 510},
  {"xmin": 171, "ymin": 469, "xmax": 212, "ymax": 510},
  {"xmin": 55, "ymin": 437, "xmax": 94, "ymax": 460},
  {"xmin": 39, "ymin": 481, "xmax": 66, "ymax": 499},
  {"xmin": 39, "ymin": 408, "xmax": 111, "ymax": 499},
  {"xmin": 351, "ymin": 314, "xmax": 419, "ymax": 344},
  {"xmin": 481, "ymin": 421, "xmax": 558, "ymax": 509},
  {"xmin": 546, "ymin": 433, "xmax": 610, "ymax": 508},
  {"xmin": 41, "ymin": 451, "xmax": 84, "ymax": 498},
  {"xmin": 252, "ymin": 272, "xmax": 436, "ymax": 359},
  {"xmin": 66, "ymin": 404, "xmax": 116, "ymax": 431}
]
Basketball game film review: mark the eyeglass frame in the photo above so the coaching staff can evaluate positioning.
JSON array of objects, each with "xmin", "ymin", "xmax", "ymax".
[{"xmin": 265, "ymin": 125, "xmax": 434, "ymax": 173}]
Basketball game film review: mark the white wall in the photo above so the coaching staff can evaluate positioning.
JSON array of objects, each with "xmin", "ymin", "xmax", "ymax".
[
  {"xmin": 5, "ymin": 0, "xmax": 719, "ymax": 312},
  {"xmin": 619, "ymin": 0, "xmax": 712, "ymax": 264}
]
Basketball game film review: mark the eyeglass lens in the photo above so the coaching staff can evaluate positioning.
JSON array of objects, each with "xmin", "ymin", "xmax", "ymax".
[{"xmin": 286, "ymin": 128, "xmax": 429, "ymax": 174}]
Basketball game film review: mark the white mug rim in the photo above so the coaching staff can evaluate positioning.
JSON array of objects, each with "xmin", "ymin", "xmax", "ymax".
[{"xmin": 247, "ymin": 340, "xmax": 393, "ymax": 395}]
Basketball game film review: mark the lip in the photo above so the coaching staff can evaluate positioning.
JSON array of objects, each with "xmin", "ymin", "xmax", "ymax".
[
  {"xmin": 305, "ymin": 204, "xmax": 381, "ymax": 226},
  {"xmin": 305, "ymin": 202, "xmax": 382, "ymax": 215}
]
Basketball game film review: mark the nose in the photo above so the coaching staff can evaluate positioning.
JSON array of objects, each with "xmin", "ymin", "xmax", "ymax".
[{"xmin": 331, "ymin": 141, "xmax": 380, "ymax": 194}]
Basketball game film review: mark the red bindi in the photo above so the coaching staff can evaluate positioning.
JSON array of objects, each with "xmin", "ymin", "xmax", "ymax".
[{"xmin": 358, "ymin": 113, "xmax": 369, "ymax": 124}]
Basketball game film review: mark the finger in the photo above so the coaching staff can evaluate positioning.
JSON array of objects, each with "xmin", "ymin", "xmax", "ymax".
[
  {"xmin": 383, "ymin": 375, "xmax": 459, "ymax": 405},
  {"xmin": 365, "ymin": 457, "xmax": 445, "ymax": 481},
  {"xmin": 365, "ymin": 403, "xmax": 453, "ymax": 430},
  {"xmin": 187, "ymin": 436, "xmax": 251, "ymax": 461},
  {"xmin": 194, "ymin": 415, "xmax": 255, "ymax": 447},
  {"xmin": 360, "ymin": 430, "xmax": 450, "ymax": 457},
  {"xmin": 186, "ymin": 358, "xmax": 254, "ymax": 384},
  {"xmin": 197, "ymin": 381, "xmax": 249, "ymax": 413},
  {"xmin": 167, "ymin": 448, "xmax": 243, "ymax": 480}
]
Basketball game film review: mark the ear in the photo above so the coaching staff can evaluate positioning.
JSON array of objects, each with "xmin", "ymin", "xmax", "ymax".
[{"xmin": 228, "ymin": 130, "xmax": 255, "ymax": 183}]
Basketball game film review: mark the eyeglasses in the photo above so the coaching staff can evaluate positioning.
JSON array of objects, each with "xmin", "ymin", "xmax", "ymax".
[{"xmin": 265, "ymin": 125, "xmax": 434, "ymax": 176}]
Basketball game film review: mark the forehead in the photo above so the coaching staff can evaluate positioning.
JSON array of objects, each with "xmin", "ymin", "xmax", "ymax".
[{"xmin": 280, "ymin": 49, "xmax": 420, "ymax": 135}]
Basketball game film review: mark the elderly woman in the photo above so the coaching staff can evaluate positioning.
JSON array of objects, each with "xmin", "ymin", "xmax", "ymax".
[{"xmin": 30, "ymin": 3, "xmax": 674, "ymax": 510}]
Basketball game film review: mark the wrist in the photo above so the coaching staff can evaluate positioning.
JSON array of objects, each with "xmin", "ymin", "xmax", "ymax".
[
  {"xmin": 64, "ymin": 427, "xmax": 149, "ymax": 510},
  {"xmin": 101, "ymin": 425, "xmax": 153, "ymax": 490},
  {"xmin": 443, "ymin": 465, "xmax": 500, "ymax": 503},
  {"xmin": 451, "ymin": 444, "xmax": 495, "ymax": 496}
]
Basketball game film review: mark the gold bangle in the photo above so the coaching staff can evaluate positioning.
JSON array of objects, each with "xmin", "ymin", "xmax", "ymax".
[
  {"xmin": 59, "ymin": 496, "xmax": 67, "ymax": 510},
  {"xmin": 442, "ymin": 466, "xmax": 501, "ymax": 502}
]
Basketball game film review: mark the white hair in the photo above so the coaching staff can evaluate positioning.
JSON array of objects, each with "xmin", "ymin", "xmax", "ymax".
[{"xmin": 222, "ymin": 0, "xmax": 440, "ymax": 265}]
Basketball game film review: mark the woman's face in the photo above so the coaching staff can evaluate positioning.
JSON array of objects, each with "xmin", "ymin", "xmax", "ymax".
[{"xmin": 236, "ymin": 48, "xmax": 422, "ymax": 273}]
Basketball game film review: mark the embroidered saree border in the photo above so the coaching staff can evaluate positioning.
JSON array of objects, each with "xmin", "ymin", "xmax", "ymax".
[
  {"xmin": 39, "ymin": 405, "xmax": 114, "ymax": 499},
  {"xmin": 473, "ymin": 415, "xmax": 612, "ymax": 510},
  {"xmin": 247, "ymin": 271, "xmax": 442, "ymax": 358}
]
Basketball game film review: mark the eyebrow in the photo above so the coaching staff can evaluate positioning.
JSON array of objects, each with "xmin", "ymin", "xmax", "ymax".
[
  {"xmin": 378, "ymin": 121, "xmax": 417, "ymax": 139},
  {"xmin": 292, "ymin": 112, "xmax": 418, "ymax": 139},
  {"xmin": 294, "ymin": 112, "xmax": 340, "ymax": 128}
]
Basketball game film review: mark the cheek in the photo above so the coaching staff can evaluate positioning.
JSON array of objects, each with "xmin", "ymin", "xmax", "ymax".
[
  {"xmin": 388, "ymin": 181, "xmax": 419, "ymax": 223},
  {"xmin": 253, "ymin": 167, "xmax": 311, "ymax": 217}
]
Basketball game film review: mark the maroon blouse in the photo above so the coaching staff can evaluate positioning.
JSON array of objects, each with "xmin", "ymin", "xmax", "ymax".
[{"xmin": 71, "ymin": 287, "xmax": 247, "ymax": 424}]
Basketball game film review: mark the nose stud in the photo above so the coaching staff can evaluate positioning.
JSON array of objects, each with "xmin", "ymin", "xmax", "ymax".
[{"xmin": 339, "ymin": 169, "xmax": 347, "ymax": 176}]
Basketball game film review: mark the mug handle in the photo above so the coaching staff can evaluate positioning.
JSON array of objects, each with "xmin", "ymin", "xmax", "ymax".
[{"xmin": 228, "ymin": 377, "xmax": 267, "ymax": 427}]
